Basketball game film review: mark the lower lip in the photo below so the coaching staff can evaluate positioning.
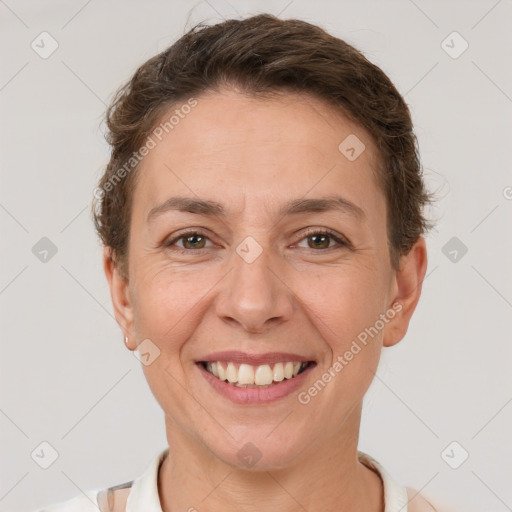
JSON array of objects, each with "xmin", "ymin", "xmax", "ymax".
[{"xmin": 196, "ymin": 362, "xmax": 316, "ymax": 405}]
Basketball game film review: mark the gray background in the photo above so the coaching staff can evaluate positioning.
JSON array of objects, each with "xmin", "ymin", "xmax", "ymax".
[{"xmin": 1, "ymin": 1, "xmax": 511, "ymax": 511}]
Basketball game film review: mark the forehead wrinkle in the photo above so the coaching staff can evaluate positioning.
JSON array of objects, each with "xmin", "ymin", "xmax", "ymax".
[{"xmin": 146, "ymin": 192, "xmax": 365, "ymax": 224}]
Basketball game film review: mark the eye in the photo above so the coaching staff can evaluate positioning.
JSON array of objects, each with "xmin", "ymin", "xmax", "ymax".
[
  {"xmin": 164, "ymin": 230, "xmax": 214, "ymax": 252},
  {"xmin": 164, "ymin": 228, "xmax": 350, "ymax": 254},
  {"xmin": 295, "ymin": 229, "xmax": 348, "ymax": 251}
]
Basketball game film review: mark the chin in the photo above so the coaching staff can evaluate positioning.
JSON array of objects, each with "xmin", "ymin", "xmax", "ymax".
[{"xmin": 209, "ymin": 433, "xmax": 306, "ymax": 472}]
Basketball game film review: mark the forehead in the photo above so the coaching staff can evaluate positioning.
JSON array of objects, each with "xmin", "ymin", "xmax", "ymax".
[{"xmin": 134, "ymin": 89, "xmax": 383, "ymax": 218}]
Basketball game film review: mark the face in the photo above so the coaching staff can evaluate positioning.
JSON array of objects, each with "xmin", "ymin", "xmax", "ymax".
[{"xmin": 105, "ymin": 88, "xmax": 426, "ymax": 470}]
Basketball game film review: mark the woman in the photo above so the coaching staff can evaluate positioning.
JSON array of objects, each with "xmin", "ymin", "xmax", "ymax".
[{"xmin": 35, "ymin": 13, "xmax": 455, "ymax": 512}]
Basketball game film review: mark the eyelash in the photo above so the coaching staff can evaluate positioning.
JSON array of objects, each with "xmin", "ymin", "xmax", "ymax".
[{"xmin": 164, "ymin": 228, "xmax": 350, "ymax": 254}]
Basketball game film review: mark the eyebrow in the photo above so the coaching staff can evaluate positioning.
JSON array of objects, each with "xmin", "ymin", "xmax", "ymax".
[{"xmin": 146, "ymin": 195, "xmax": 366, "ymax": 223}]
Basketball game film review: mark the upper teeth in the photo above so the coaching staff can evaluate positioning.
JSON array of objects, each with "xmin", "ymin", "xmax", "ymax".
[{"xmin": 205, "ymin": 361, "xmax": 307, "ymax": 386}]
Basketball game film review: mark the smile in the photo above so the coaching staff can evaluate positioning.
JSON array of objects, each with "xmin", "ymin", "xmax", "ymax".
[{"xmin": 201, "ymin": 361, "xmax": 313, "ymax": 388}]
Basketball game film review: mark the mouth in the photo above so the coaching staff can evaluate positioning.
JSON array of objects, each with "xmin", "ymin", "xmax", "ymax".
[
  {"xmin": 198, "ymin": 360, "xmax": 315, "ymax": 388},
  {"xmin": 195, "ymin": 350, "xmax": 317, "ymax": 405},
  {"xmin": 194, "ymin": 352, "xmax": 317, "ymax": 404}
]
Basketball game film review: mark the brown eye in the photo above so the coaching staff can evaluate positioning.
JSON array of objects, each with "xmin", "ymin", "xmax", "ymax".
[
  {"xmin": 307, "ymin": 233, "xmax": 331, "ymax": 249},
  {"xmin": 296, "ymin": 229, "xmax": 348, "ymax": 251},
  {"xmin": 164, "ymin": 230, "xmax": 213, "ymax": 252},
  {"xmin": 181, "ymin": 233, "xmax": 207, "ymax": 249}
]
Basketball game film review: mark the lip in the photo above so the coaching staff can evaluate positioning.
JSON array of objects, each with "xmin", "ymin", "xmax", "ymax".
[
  {"xmin": 196, "ymin": 360, "xmax": 316, "ymax": 405},
  {"xmin": 196, "ymin": 351, "xmax": 315, "ymax": 367}
]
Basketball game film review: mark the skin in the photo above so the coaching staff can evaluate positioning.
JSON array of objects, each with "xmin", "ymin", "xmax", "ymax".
[{"xmin": 104, "ymin": 88, "xmax": 427, "ymax": 512}]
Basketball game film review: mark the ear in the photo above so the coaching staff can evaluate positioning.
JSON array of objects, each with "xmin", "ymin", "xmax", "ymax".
[
  {"xmin": 103, "ymin": 247, "xmax": 136, "ymax": 350},
  {"xmin": 382, "ymin": 236, "xmax": 428, "ymax": 348}
]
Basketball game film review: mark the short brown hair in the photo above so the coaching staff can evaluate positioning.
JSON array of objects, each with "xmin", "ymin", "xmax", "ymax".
[{"xmin": 92, "ymin": 13, "xmax": 433, "ymax": 278}]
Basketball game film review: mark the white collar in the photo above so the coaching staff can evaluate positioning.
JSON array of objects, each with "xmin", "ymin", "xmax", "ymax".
[
  {"xmin": 125, "ymin": 448, "xmax": 168, "ymax": 512},
  {"xmin": 358, "ymin": 451, "xmax": 409, "ymax": 511},
  {"xmin": 125, "ymin": 448, "xmax": 409, "ymax": 512}
]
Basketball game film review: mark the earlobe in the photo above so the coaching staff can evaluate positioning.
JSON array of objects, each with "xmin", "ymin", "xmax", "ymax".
[
  {"xmin": 382, "ymin": 237, "xmax": 428, "ymax": 348},
  {"xmin": 102, "ymin": 247, "xmax": 135, "ymax": 348}
]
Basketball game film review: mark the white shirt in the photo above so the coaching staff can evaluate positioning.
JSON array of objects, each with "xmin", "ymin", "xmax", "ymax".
[{"xmin": 33, "ymin": 448, "xmax": 452, "ymax": 511}]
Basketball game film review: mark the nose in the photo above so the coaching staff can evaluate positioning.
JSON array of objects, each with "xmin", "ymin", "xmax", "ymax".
[{"xmin": 215, "ymin": 245, "xmax": 294, "ymax": 334}]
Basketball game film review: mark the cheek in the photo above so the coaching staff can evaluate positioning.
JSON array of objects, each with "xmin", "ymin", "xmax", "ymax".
[
  {"xmin": 130, "ymin": 266, "xmax": 208, "ymax": 410},
  {"xmin": 130, "ymin": 261, "xmax": 217, "ymax": 344},
  {"xmin": 298, "ymin": 263, "xmax": 388, "ymax": 347},
  {"xmin": 296, "ymin": 263, "xmax": 389, "ymax": 403}
]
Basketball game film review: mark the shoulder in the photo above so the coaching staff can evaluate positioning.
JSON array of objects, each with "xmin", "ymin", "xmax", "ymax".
[
  {"xmin": 407, "ymin": 487, "xmax": 462, "ymax": 512},
  {"xmin": 33, "ymin": 482, "xmax": 133, "ymax": 512},
  {"xmin": 32, "ymin": 448, "xmax": 166, "ymax": 512},
  {"xmin": 32, "ymin": 490, "xmax": 100, "ymax": 512},
  {"xmin": 358, "ymin": 451, "xmax": 462, "ymax": 512}
]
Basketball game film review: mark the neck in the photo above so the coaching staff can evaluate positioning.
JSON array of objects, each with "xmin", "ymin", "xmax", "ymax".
[{"xmin": 158, "ymin": 406, "xmax": 383, "ymax": 512}]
